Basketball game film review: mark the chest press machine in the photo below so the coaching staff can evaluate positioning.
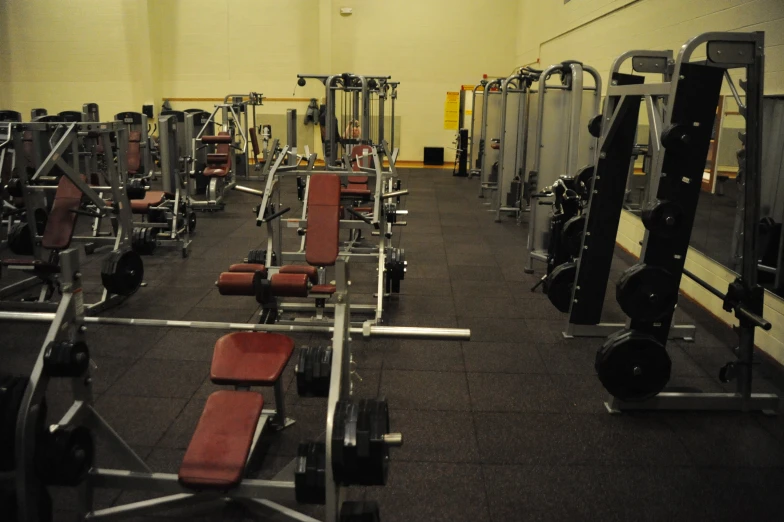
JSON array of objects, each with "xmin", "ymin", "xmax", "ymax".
[
  {"xmin": 0, "ymin": 121, "xmax": 146, "ymax": 312},
  {"xmin": 0, "ymin": 184, "xmax": 469, "ymax": 521},
  {"xmin": 231, "ymin": 144, "xmax": 407, "ymax": 325}
]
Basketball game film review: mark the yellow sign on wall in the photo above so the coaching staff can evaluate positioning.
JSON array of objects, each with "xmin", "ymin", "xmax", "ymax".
[{"xmin": 444, "ymin": 91, "xmax": 460, "ymax": 130}]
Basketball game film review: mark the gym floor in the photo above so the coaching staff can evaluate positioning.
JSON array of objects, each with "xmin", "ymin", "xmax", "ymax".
[{"xmin": 3, "ymin": 168, "xmax": 784, "ymax": 521}]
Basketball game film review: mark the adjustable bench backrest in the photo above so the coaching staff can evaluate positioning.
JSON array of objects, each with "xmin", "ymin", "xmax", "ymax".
[
  {"xmin": 127, "ymin": 131, "xmax": 142, "ymax": 174},
  {"xmin": 203, "ymin": 132, "xmax": 232, "ymax": 177},
  {"xmin": 305, "ymin": 174, "xmax": 341, "ymax": 266},
  {"xmin": 42, "ymin": 176, "xmax": 83, "ymax": 250},
  {"xmin": 349, "ymin": 144, "xmax": 374, "ymax": 184},
  {"xmin": 249, "ymin": 127, "xmax": 260, "ymax": 163}
]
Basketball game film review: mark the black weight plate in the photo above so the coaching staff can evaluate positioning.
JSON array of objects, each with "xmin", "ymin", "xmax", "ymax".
[
  {"xmin": 587, "ymin": 114, "xmax": 603, "ymax": 138},
  {"xmin": 641, "ymin": 200, "xmax": 684, "ymax": 238},
  {"xmin": 616, "ymin": 264, "xmax": 678, "ymax": 322},
  {"xmin": 544, "ymin": 262, "xmax": 576, "ymax": 313},
  {"xmin": 595, "ymin": 330, "xmax": 671, "ymax": 401},
  {"xmin": 561, "ymin": 215, "xmax": 586, "ymax": 259},
  {"xmin": 0, "ymin": 375, "xmax": 28, "ymax": 471},
  {"xmin": 101, "ymin": 248, "xmax": 144, "ymax": 296},
  {"xmin": 8, "ymin": 222, "xmax": 33, "ymax": 256}
]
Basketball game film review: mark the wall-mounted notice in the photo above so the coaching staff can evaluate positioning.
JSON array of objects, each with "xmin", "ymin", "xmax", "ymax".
[{"xmin": 444, "ymin": 91, "xmax": 460, "ymax": 130}]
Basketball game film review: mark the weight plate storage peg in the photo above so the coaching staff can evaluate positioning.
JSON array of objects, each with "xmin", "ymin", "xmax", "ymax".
[
  {"xmin": 543, "ymin": 262, "xmax": 577, "ymax": 313},
  {"xmin": 43, "ymin": 340, "xmax": 90, "ymax": 378},
  {"xmin": 36, "ymin": 425, "xmax": 94, "ymax": 486},
  {"xmin": 340, "ymin": 501, "xmax": 381, "ymax": 522},
  {"xmin": 294, "ymin": 441, "xmax": 326, "ymax": 504},
  {"xmin": 332, "ymin": 399, "xmax": 396, "ymax": 486},
  {"xmin": 101, "ymin": 248, "xmax": 144, "ymax": 296},
  {"xmin": 641, "ymin": 200, "xmax": 684, "ymax": 238},
  {"xmin": 595, "ymin": 329, "xmax": 672, "ymax": 401},
  {"xmin": 616, "ymin": 264, "xmax": 678, "ymax": 322},
  {"xmin": 295, "ymin": 346, "xmax": 332, "ymax": 397}
]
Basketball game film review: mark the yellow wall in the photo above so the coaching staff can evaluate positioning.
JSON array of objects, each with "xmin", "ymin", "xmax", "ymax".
[
  {"xmin": 0, "ymin": 0, "xmax": 155, "ymax": 120},
  {"xmin": 516, "ymin": 0, "xmax": 784, "ymax": 94}
]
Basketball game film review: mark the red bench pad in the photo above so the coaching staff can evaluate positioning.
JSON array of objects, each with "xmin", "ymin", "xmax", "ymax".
[
  {"xmin": 229, "ymin": 263, "xmax": 267, "ymax": 275},
  {"xmin": 341, "ymin": 185, "xmax": 372, "ymax": 198},
  {"xmin": 279, "ymin": 265, "xmax": 318, "ymax": 284},
  {"xmin": 350, "ymin": 145, "xmax": 374, "ymax": 172},
  {"xmin": 306, "ymin": 175, "xmax": 340, "ymax": 266},
  {"xmin": 216, "ymin": 272, "xmax": 256, "ymax": 296},
  {"xmin": 211, "ymin": 332, "xmax": 295, "ymax": 385},
  {"xmin": 131, "ymin": 191, "xmax": 167, "ymax": 214},
  {"xmin": 127, "ymin": 131, "xmax": 142, "ymax": 174},
  {"xmin": 270, "ymin": 273, "xmax": 309, "ymax": 297},
  {"xmin": 204, "ymin": 132, "xmax": 231, "ymax": 177},
  {"xmin": 311, "ymin": 284, "xmax": 336, "ymax": 295},
  {"xmin": 42, "ymin": 176, "xmax": 82, "ymax": 250},
  {"xmin": 178, "ymin": 390, "xmax": 263, "ymax": 490}
]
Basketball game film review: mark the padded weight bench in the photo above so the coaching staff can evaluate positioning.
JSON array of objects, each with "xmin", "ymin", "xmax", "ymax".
[
  {"xmin": 203, "ymin": 132, "xmax": 232, "ymax": 178},
  {"xmin": 341, "ymin": 145, "xmax": 374, "ymax": 200},
  {"xmin": 2, "ymin": 176, "xmax": 82, "ymax": 274},
  {"xmin": 179, "ymin": 331, "xmax": 295, "ymax": 490},
  {"xmin": 130, "ymin": 190, "xmax": 172, "ymax": 214}
]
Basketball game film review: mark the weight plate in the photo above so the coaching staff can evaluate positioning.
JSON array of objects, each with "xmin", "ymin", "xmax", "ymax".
[
  {"xmin": 587, "ymin": 114, "xmax": 603, "ymax": 138},
  {"xmin": 616, "ymin": 264, "xmax": 678, "ymax": 322},
  {"xmin": 641, "ymin": 200, "xmax": 684, "ymax": 238},
  {"xmin": 294, "ymin": 441, "xmax": 326, "ymax": 505},
  {"xmin": 8, "ymin": 222, "xmax": 33, "ymax": 255},
  {"xmin": 595, "ymin": 330, "xmax": 671, "ymax": 401},
  {"xmin": 574, "ymin": 166, "xmax": 594, "ymax": 202},
  {"xmin": 101, "ymin": 248, "xmax": 144, "ymax": 296},
  {"xmin": 544, "ymin": 262, "xmax": 576, "ymax": 313},
  {"xmin": 561, "ymin": 215, "xmax": 586, "ymax": 259}
]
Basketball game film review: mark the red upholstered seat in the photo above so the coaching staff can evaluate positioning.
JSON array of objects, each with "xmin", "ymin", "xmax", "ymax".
[
  {"xmin": 127, "ymin": 131, "xmax": 142, "ymax": 174},
  {"xmin": 306, "ymin": 175, "xmax": 341, "ymax": 267},
  {"xmin": 211, "ymin": 332, "xmax": 295, "ymax": 386},
  {"xmin": 178, "ymin": 390, "xmax": 263, "ymax": 490},
  {"xmin": 229, "ymin": 263, "xmax": 267, "ymax": 275},
  {"xmin": 311, "ymin": 284, "xmax": 336, "ymax": 295},
  {"xmin": 203, "ymin": 132, "xmax": 231, "ymax": 178},
  {"xmin": 42, "ymin": 176, "xmax": 83, "ymax": 250},
  {"xmin": 131, "ymin": 190, "xmax": 167, "ymax": 214},
  {"xmin": 270, "ymin": 273, "xmax": 310, "ymax": 297},
  {"xmin": 279, "ymin": 265, "xmax": 318, "ymax": 284},
  {"xmin": 341, "ymin": 185, "xmax": 372, "ymax": 198},
  {"xmin": 216, "ymin": 272, "xmax": 257, "ymax": 296}
]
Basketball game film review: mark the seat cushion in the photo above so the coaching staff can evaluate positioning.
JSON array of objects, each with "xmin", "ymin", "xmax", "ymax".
[
  {"xmin": 127, "ymin": 131, "xmax": 142, "ymax": 174},
  {"xmin": 216, "ymin": 272, "xmax": 256, "ymax": 296},
  {"xmin": 270, "ymin": 273, "xmax": 310, "ymax": 298},
  {"xmin": 178, "ymin": 390, "xmax": 263, "ymax": 490},
  {"xmin": 311, "ymin": 284, "xmax": 336, "ymax": 295},
  {"xmin": 211, "ymin": 332, "xmax": 295, "ymax": 386},
  {"xmin": 228, "ymin": 263, "xmax": 267, "ymax": 275},
  {"xmin": 130, "ymin": 191, "xmax": 167, "ymax": 214},
  {"xmin": 279, "ymin": 265, "xmax": 318, "ymax": 284},
  {"xmin": 341, "ymin": 184, "xmax": 372, "ymax": 198}
]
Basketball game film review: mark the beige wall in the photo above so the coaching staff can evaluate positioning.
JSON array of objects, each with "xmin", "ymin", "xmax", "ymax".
[
  {"xmin": 516, "ymin": 0, "xmax": 783, "ymax": 94},
  {"xmin": 1, "ymin": 0, "xmax": 519, "ymax": 161}
]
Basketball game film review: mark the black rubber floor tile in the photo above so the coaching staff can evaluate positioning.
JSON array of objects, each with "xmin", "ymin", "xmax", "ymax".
[
  {"xmin": 473, "ymin": 412, "xmax": 579, "ymax": 465},
  {"xmin": 444, "ymin": 242, "xmax": 493, "ymax": 256},
  {"xmin": 105, "ymin": 358, "xmax": 206, "ymax": 398},
  {"xmin": 405, "ymin": 249, "xmax": 447, "ymax": 266},
  {"xmin": 86, "ymin": 326, "xmax": 168, "ymax": 359},
  {"xmin": 262, "ymin": 405, "xmax": 327, "ymax": 457},
  {"xmin": 667, "ymin": 343, "xmax": 713, "ymax": 377},
  {"xmin": 288, "ymin": 367, "xmax": 380, "ymax": 409},
  {"xmin": 523, "ymin": 319, "xmax": 573, "ymax": 343},
  {"xmin": 144, "ymin": 329, "xmax": 223, "ymax": 361},
  {"xmin": 454, "ymin": 295, "xmax": 527, "ymax": 319},
  {"xmin": 195, "ymin": 288, "xmax": 260, "ymax": 310},
  {"xmin": 457, "ymin": 317, "xmax": 528, "ymax": 343},
  {"xmin": 664, "ymin": 412, "xmax": 784, "ymax": 467},
  {"xmin": 468, "ymin": 373, "xmax": 566, "ymax": 413},
  {"xmin": 91, "ymin": 355, "xmax": 135, "ymax": 394},
  {"xmin": 446, "ymin": 251, "xmax": 498, "ymax": 267},
  {"xmin": 380, "ymin": 370, "xmax": 470, "ymax": 411},
  {"xmin": 462, "ymin": 341, "xmax": 546, "ymax": 374},
  {"xmin": 448, "ymin": 264, "xmax": 505, "ymax": 282},
  {"xmin": 94, "ymin": 395, "xmax": 187, "ymax": 446},
  {"xmin": 364, "ymin": 462, "xmax": 491, "ymax": 522},
  {"xmin": 537, "ymin": 342, "xmax": 597, "ymax": 375},
  {"xmin": 398, "ymin": 277, "xmax": 453, "ymax": 296},
  {"xmin": 406, "ymin": 263, "xmax": 450, "ymax": 280},
  {"xmin": 573, "ymin": 413, "xmax": 694, "ymax": 466},
  {"xmin": 385, "ymin": 294, "xmax": 455, "ymax": 316},
  {"xmin": 389, "ymin": 409, "xmax": 480, "ymax": 463},
  {"xmin": 388, "ymin": 313, "xmax": 458, "ymax": 328},
  {"xmin": 157, "ymin": 396, "xmax": 204, "ymax": 449},
  {"xmin": 549, "ymin": 374, "xmax": 612, "ymax": 413},
  {"xmin": 698, "ymin": 467, "xmax": 784, "ymax": 520},
  {"xmin": 348, "ymin": 337, "xmax": 391, "ymax": 369},
  {"xmin": 482, "ymin": 464, "xmax": 612, "ymax": 522},
  {"xmin": 382, "ymin": 339, "xmax": 464, "ymax": 372},
  {"xmin": 451, "ymin": 279, "xmax": 512, "ymax": 299}
]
